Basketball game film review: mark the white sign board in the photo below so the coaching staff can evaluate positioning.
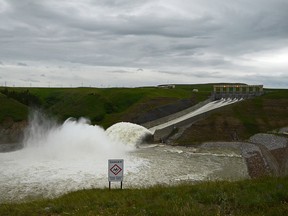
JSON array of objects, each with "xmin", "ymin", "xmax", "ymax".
[{"xmin": 108, "ymin": 159, "xmax": 124, "ymax": 182}]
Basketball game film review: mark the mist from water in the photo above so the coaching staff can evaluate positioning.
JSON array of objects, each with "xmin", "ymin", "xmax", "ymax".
[
  {"xmin": 0, "ymin": 111, "xmax": 148, "ymax": 201},
  {"xmin": 0, "ymin": 110, "xmax": 249, "ymax": 202},
  {"xmin": 22, "ymin": 110, "xmax": 134, "ymax": 161},
  {"xmin": 106, "ymin": 122, "xmax": 153, "ymax": 147}
]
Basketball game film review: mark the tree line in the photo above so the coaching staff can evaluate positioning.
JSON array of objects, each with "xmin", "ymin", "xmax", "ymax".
[{"xmin": 0, "ymin": 88, "xmax": 42, "ymax": 107}]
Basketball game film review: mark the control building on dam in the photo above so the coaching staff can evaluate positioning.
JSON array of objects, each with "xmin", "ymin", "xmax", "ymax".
[{"xmin": 211, "ymin": 84, "xmax": 264, "ymax": 100}]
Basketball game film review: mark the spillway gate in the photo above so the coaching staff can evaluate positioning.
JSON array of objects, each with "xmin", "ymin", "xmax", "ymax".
[{"xmin": 211, "ymin": 84, "xmax": 264, "ymax": 100}]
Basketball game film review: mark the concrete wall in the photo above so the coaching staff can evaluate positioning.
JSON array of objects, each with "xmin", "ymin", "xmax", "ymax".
[
  {"xmin": 141, "ymin": 99, "xmax": 211, "ymax": 129},
  {"xmin": 212, "ymin": 92, "xmax": 263, "ymax": 100},
  {"xmin": 145, "ymin": 85, "xmax": 264, "ymax": 142},
  {"xmin": 211, "ymin": 85, "xmax": 264, "ymax": 100},
  {"xmin": 152, "ymin": 104, "xmax": 228, "ymax": 142}
]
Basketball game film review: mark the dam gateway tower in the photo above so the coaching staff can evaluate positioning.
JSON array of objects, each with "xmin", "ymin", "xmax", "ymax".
[{"xmin": 212, "ymin": 84, "xmax": 264, "ymax": 100}]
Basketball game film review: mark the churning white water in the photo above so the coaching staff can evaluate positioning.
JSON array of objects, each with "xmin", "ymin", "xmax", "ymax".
[
  {"xmin": 106, "ymin": 122, "xmax": 153, "ymax": 147},
  {"xmin": 0, "ymin": 111, "xmax": 249, "ymax": 202}
]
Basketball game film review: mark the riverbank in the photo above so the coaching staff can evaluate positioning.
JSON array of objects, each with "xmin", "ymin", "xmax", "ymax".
[
  {"xmin": 0, "ymin": 118, "xmax": 27, "ymax": 145},
  {"xmin": 199, "ymin": 132, "xmax": 288, "ymax": 178}
]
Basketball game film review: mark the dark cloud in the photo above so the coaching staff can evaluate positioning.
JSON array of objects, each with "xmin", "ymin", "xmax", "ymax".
[
  {"xmin": 17, "ymin": 62, "xmax": 28, "ymax": 66},
  {"xmin": 0, "ymin": 0, "xmax": 287, "ymax": 87}
]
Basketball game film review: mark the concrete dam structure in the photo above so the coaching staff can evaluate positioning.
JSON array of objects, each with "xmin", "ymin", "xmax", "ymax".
[
  {"xmin": 145, "ymin": 98, "xmax": 242, "ymax": 142},
  {"xmin": 145, "ymin": 84, "xmax": 264, "ymax": 142},
  {"xmin": 211, "ymin": 84, "xmax": 264, "ymax": 100}
]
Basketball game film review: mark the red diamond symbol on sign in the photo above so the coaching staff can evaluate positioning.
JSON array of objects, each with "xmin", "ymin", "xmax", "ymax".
[{"xmin": 110, "ymin": 164, "xmax": 122, "ymax": 175}]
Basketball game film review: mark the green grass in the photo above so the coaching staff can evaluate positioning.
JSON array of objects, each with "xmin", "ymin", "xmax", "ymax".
[
  {"xmin": 1, "ymin": 85, "xmax": 287, "ymax": 139},
  {"xmin": 0, "ymin": 85, "xmax": 211, "ymax": 127},
  {"xmin": 1, "ymin": 177, "xmax": 287, "ymax": 215},
  {"xmin": 232, "ymin": 89, "xmax": 288, "ymax": 135},
  {"xmin": 0, "ymin": 92, "xmax": 28, "ymax": 122},
  {"xmin": 178, "ymin": 88, "xmax": 288, "ymax": 144}
]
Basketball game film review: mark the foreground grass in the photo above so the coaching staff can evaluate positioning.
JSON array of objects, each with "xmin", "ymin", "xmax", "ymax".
[{"xmin": 1, "ymin": 177, "xmax": 288, "ymax": 215}]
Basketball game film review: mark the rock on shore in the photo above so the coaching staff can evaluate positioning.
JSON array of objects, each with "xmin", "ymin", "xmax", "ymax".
[
  {"xmin": 0, "ymin": 118, "xmax": 27, "ymax": 151},
  {"xmin": 200, "ymin": 132, "xmax": 288, "ymax": 178}
]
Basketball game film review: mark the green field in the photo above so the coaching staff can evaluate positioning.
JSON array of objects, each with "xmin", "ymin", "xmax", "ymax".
[
  {"xmin": 1, "ymin": 84, "xmax": 288, "ymax": 141},
  {"xmin": 1, "ymin": 177, "xmax": 287, "ymax": 215},
  {"xmin": 0, "ymin": 92, "xmax": 28, "ymax": 122},
  {"xmin": 0, "ymin": 84, "xmax": 211, "ymax": 127}
]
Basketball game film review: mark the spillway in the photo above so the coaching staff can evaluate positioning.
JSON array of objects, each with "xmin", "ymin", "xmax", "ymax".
[{"xmin": 149, "ymin": 98, "xmax": 242, "ymax": 134}]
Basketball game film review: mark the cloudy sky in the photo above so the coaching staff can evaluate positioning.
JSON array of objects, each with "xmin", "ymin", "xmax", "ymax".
[{"xmin": 0, "ymin": 0, "xmax": 288, "ymax": 88}]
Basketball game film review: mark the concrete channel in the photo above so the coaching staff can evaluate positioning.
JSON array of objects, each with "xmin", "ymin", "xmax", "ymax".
[{"xmin": 143, "ymin": 98, "xmax": 243, "ymax": 142}]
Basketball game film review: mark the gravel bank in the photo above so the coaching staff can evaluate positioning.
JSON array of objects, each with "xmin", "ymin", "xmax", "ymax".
[
  {"xmin": 200, "ymin": 133, "xmax": 288, "ymax": 178},
  {"xmin": 249, "ymin": 133, "xmax": 287, "ymax": 150}
]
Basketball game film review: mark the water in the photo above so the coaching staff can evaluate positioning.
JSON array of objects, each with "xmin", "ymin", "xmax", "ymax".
[
  {"xmin": 0, "ymin": 112, "xmax": 249, "ymax": 202},
  {"xmin": 106, "ymin": 122, "xmax": 153, "ymax": 147}
]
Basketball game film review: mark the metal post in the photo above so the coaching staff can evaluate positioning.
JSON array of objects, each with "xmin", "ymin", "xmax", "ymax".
[
  {"xmin": 121, "ymin": 181, "xmax": 123, "ymax": 189},
  {"xmin": 109, "ymin": 181, "xmax": 111, "ymax": 190}
]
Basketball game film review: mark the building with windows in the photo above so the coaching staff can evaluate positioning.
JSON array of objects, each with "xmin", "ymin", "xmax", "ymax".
[{"xmin": 212, "ymin": 84, "xmax": 264, "ymax": 100}]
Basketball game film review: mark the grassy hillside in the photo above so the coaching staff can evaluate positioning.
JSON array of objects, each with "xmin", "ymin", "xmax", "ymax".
[
  {"xmin": 0, "ymin": 85, "xmax": 211, "ymax": 128},
  {"xmin": 1, "ymin": 85, "xmax": 287, "ymax": 137},
  {"xmin": 178, "ymin": 89, "xmax": 288, "ymax": 144},
  {"xmin": 0, "ymin": 92, "xmax": 28, "ymax": 122},
  {"xmin": 1, "ymin": 176, "xmax": 287, "ymax": 215}
]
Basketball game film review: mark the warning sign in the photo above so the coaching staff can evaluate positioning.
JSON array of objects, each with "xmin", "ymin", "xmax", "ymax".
[{"xmin": 108, "ymin": 159, "xmax": 124, "ymax": 182}]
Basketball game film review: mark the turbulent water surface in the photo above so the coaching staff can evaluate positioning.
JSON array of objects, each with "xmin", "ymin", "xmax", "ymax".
[{"xmin": 0, "ymin": 113, "xmax": 249, "ymax": 202}]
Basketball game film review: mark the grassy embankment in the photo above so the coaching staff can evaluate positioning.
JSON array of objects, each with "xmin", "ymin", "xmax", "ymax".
[
  {"xmin": 0, "ymin": 92, "xmax": 28, "ymax": 122},
  {"xmin": 0, "ymin": 176, "xmax": 287, "ymax": 215},
  {"xmin": 0, "ymin": 84, "xmax": 210, "ymax": 128},
  {"xmin": 0, "ymin": 84, "xmax": 288, "ymax": 142},
  {"xmin": 1, "ymin": 84, "xmax": 287, "ymax": 141},
  {"xmin": 178, "ymin": 89, "xmax": 288, "ymax": 145}
]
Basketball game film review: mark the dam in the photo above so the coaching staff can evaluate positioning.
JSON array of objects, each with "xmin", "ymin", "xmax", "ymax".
[
  {"xmin": 144, "ymin": 84, "xmax": 264, "ymax": 142},
  {"xmin": 211, "ymin": 84, "xmax": 264, "ymax": 100},
  {"xmin": 146, "ymin": 98, "xmax": 242, "ymax": 142}
]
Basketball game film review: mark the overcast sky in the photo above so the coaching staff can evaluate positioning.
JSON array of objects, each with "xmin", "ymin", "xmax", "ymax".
[{"xmin": 0, "ymin": 0, "xmax": 288, "ymax": 88}]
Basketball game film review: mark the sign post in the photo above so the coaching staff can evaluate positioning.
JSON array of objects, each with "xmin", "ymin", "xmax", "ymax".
[{"xmin": 108, "ymin": 159, "xmax": 124, "ymax": 189}]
